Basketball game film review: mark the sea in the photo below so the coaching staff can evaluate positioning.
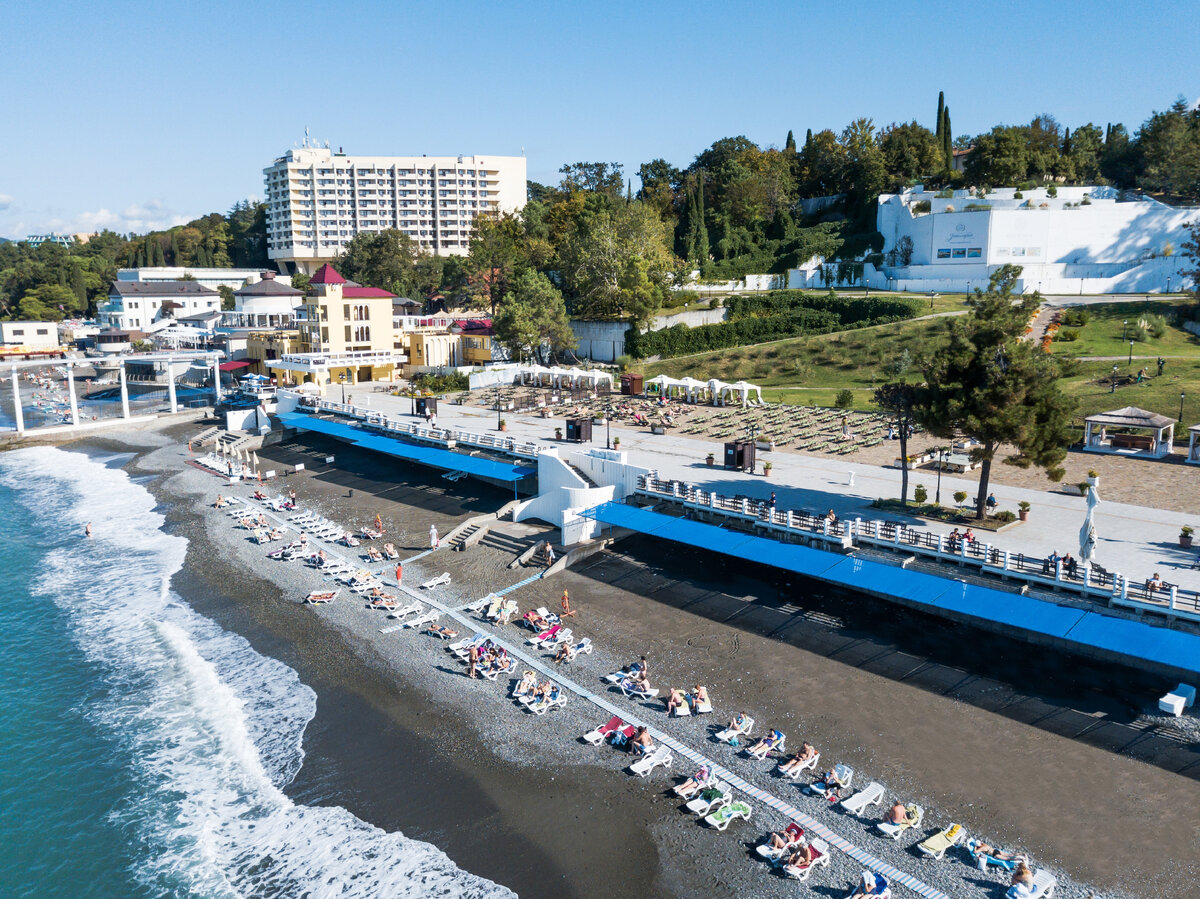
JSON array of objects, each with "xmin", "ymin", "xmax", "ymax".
[{"xmin": 0, "ymin": 445, "xmax": 513, "ymax": 899}]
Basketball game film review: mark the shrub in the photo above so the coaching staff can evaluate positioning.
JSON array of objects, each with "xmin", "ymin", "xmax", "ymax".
[
  {"xmin": 412, "ymin": 371, "xmax": 468, "ymax": 393},
  {"xmin": 994, "ymin": 510, "xmax": 1017, "ymax": 523},
  {"xmin": 913, "ymin": 200, "xmax": 932, "ymax": 214},
  {"xmin": 834, "ymin": 388, "xmax": 855, "ymax": 409},
  {"xmin": 1054, "ymin": 328, "xmax": 1080, "ymax": 342},
  {"xmin": 1047, "ymin": 185, "xmax": 1058, "ymax": 197},
  {"xmin": 1014, "ymin": 191, "xmax": 1024, "ymax": 199},
  {"xmin": 944, "ymin": 205, "xmax": 955, "ymax": 213},
  {"xmin": 936, "ymin": 189, "xmax": 954, "ymax": 198},
  {"xmin": 913, "ymin": 484, "xmax": 928, "ymax": 504},
  {"xmin": 615, "ymin": 354, "xmax": 633, "ymax": 372},
  {"xmin": 1062, "ymin": 309, "xmax": 1089, "ymax": 327},
  {"xmin": 1081, "ymin": 195, "xmax": 1091, "ymax": 205},
  {"xmin": 965, "ymin": 203, "xmax": 990, "ymax": 211},
  {"xmin": 953, "ymin": 490, "xmax": 968, "ymax": 504}
]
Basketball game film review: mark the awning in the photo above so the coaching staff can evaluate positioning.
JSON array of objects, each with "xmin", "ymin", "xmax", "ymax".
[{"xmin": 219, "ymin": 360, "xmax": 252, "ymax": 372}]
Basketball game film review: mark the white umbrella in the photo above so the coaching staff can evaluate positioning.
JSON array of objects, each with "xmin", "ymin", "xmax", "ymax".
[{"xmin": 1079, "ymin": 479, "xmax": 1100, "ymax": 566}]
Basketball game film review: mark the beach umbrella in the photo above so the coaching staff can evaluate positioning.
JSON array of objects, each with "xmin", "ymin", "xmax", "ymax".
[
  {"xmin": 1079, "ymin": 479, "xmax": 1100, "ymax": 566},
  {"xmin": 252, "ymin": 451, "xmax": 260, "ymax": 470}
]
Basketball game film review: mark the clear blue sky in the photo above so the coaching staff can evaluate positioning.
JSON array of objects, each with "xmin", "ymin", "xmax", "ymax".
[{"xmin": 1, "ymin": 0, "xmax": 1196, "ymax": 239}]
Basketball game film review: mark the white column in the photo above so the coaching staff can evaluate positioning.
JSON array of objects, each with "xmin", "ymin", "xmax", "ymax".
[
  {"xmin": 119, "ymin": 362, "xmax": 131, "ymax": 419},
  {"xmin": 10, "ymin": 366, "xmax": 24, "ymax": 433},
  {"xmin": 212, "ymin": 360, "xmax": 221, "ymax": 406},
  {"xmin": 66, "ymin": 363, "xmax": 79, "ymax": 426},
  {"xmin": 167, "ymin": 358, "xmax": 178, "ymax": 413}
]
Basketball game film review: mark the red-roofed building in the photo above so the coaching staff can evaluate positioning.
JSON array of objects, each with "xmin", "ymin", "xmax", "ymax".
[
  {"xmin": 308, "ymin": 263, "xmax": 346, "ymax": 285},
  {"xmin": 343, "ymin": 286, "xmax": 395, "ymax": 299}
]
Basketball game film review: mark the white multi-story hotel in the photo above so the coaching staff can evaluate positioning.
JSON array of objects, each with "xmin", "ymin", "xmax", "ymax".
[{"xmin": 263, "ymin": 144, "xmax": 527, "ymax": 275}]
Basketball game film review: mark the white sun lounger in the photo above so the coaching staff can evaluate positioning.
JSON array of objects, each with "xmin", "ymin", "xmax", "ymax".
[
  {"xmin": 448, "ymin": 634, "xmax": 484, "ymax": 654},
  {"xmin": 628, "ymin": 745, "xmax": 672, "ymax": 777},
  {"xmin": 917, "ymin": 822, "xmax": 964, "ymax": 859},
  {"xmin": 1007, "ymin": 869, "xmax": 1057, "ymax": 899},
  {"xmin": 704, "ymin": 800, "xmax": 751, "ymax": 831},
  {"xmin": 877, "ymin": 804, "xmax": 924, "ymax": 840},
  {"xmin": 684, "ymin": 782, "xmax": 731, "ymax": 816},
  {"xmin": 715, "ymin": 716, "xmax": 754, "ymax": 744},
  {"xmin": 388, "ymin": 601, "xmax": 423, "ymax": 619},
  {"xmin": 840, "ymin": 781, "xmax": 886, "ymax": 816},
  {"xmin": 420, "ymin": 572, "xmax": 451, "ymax": 589},
  {"xmin": 528, "ymin": 691, "xmax": 566, "ymax": 715},
  {"xmin": 582, "ymin": 715, "xmax": 625, "ymax": 746},
  {"xmin": 619, "ymin": 680, "xmax": 660, "ymax": 701},
  {"xmin": 778, "ymin": 751, "xmax": 820, "ymax": 779},
  {"xmin": 755, "ymin": 822, "xmax": 804, "ymax": 862},
  {"xmin": 807, "ymin": 764, "xmax": 854, "ymax": 798},
  {"xmin": 558, "ymin": 638, "xmax": 592, "ymax": 661},
  {"xmin": 464, "ymin": 594, "xmax": 496, "ymax": 615},
  {"xmin": 404, "ymin": 610, "xmax": 439, "ymax": 629},
  {"xmin": 783, "ymin": 838, "xmax": 830, "ymax": 881}
]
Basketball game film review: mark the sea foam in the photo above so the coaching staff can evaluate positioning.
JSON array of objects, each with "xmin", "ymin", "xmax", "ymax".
[{"xmin": 0, "ymin": 446, "xmax": 514, "ymax": 898}]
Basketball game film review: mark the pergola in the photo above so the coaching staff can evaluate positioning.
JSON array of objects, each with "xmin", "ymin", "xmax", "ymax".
[
  {"xmin": 1082, "ymin": 406, "xmax": 1176, "ymax": 458},
  {"xmin": 1187, "ymin": 424, "xmax": 1200, "ymax": 465}
]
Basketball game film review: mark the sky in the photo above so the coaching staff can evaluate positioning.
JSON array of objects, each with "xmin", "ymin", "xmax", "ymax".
[{"xmin": 1, "ymin": 0, "xmax": 1197, "ymax": 239}]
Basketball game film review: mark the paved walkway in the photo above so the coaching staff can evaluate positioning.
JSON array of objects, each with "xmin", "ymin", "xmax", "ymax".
[{"xmin": 345, "ymin": 392, "xmax": 1200, "ymax": 595}]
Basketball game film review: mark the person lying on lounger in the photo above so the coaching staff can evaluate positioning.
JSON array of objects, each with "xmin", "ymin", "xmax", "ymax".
[
  {"xmin": 552, "ymin": 642, "xmax": 574, "ymax": 665},
  {"xmin": 630, "ymin": 726, "xmax": 653, "ymax": 755},
  {"xmin": 425, "ymin": 624, "xmax": 459, "ymax": 639},
  {"xmin": 214, "ymin": 495, "xmax": 227, "ymax": 508},
  {"xmin": 523, "ymin": 609, "xmax": 551, "ymax": 631},
  {"xmin": 784, "ymin": 842, "xmax": 815, "ymax": 871},
  {"xmin": 489, "ymin": 653, "xmax": 512, "ymax": 675},
  {"xmin": 1010, "ymin": 863, "xmax": 1034, "ymax": 892},
  {"xmin": 845, "ymin": 871, "xmax": 889, "ymax": 898},
  {"xmin": 812, "ymin": 766, "xmax": 849, "ymax": 800},
  {"xmin": 766, "ymin": 827, "xmax": 803, "ymax": 852},
  {"xmin": 747, "ymin": 729, "xmax": 785, "ymax": 759},
  {"xmin": 969, "ymin": 841, "xmax": 1026, "ymax": 870},
  {"xmin": 726, "ymin": 712, "xmax": 750, "ymax": 734},
  {"xmin": 514, "ymin": 671, "xmax": 537, "ymax": 699},
  {"xmin": 666, "ymin": 688, "xmax": 687, "ymax": 714},
  {"xmin": 673, "ymin": 766, "xmax": 711, "ymax": 799},
  {"xmin": 253, "ymin": 489, "xmax": 268, "ymax": 500},
  {"xmin": 779, "ymin": 741, "xmax": 818, "ymax": 773}
]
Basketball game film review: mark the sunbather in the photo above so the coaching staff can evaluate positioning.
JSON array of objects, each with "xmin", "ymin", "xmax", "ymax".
[
  {"xmin": 552, "ymin": 642, "xmax": 574, "ymax": 665},
  {"xmin": 214, "ymin": 495, "xmax": 227, "ymax": 508},
  {"xmin": 812, "ymin": 766, "xmax": 849, "ymax": 800},
  {"xmin": 784, "ymin": 842, "xmax": 815, "ymax": 871},
  {"xmin": 523, "ymin": 609, "xmax": 550, "ymax": 631},
  {"xmin": 686, "ymin": 684, "xmax": 709, "ymax": 713},
  {"xmin": 969, "ymin": 840, "xmax": 1025, "ymax": 871},
  {"xmin": 779, "ymin": 741, "xmax": 818, "ymax": 773},
  {"xmin": 424, "ymin": 624, "xmax": 459, "ymax": 639},
  {"xmin": 513, "ymin": 671, "xmax": 537, "ymax": 699},
  {"xmin": 747, "ymin": 728, "xmax": 785, "ymax": 760},
  {"xmin": 883, "ymin": 801, "xmax": 918, "ymax": 827},
  {"xmin": 723, "ymin": 712, "xmax": 751, "ymax": 745},
  {"xmin": 672, "ymin": 766, "xmax": 711, "ymax": 799},
  {"xmin": 1010, "ymin": 863, "xmax": 1034, "ymax": 892},
  {"xmin": 845, "ymin": 871, "xmax": 890, "ymax": 898},
  {"xmin": 766, "ymin": 827, "xmax": 803, "ymax": 852},
  {"xmin": 666, "ymin": 688, "xmax": 687, "ymax": 715},
  {"xmin": 630, "ymin": 726, "xmax": 653, "ymax": 755}
]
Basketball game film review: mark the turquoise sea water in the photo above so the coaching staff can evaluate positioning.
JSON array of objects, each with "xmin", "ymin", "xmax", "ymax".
[{"xmin": 0, "ymin": 447, "xmax": 512, "ymax": 899}]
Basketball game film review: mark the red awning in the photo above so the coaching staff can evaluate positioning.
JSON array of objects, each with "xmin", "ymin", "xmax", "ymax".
[{"xmin": 218, "ymin": 360, "xmax": 252, "ymax": 372}]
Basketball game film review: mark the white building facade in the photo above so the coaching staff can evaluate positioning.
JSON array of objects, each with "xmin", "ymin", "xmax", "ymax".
[
  {"xmin": 857, "ymin": 186, "xmax": 1198, "ymax": 295},
  {"xmin": 97, "ymin": 281, "xmax": 222, "ymax": 332},
  {"xmin": 263, "ymin": 144, "xmax": 527, "ymax": 274},
  {"xmin": 0, "ymin": 320, "xmax": 59, "ymax": 349},
  {"xmin": 116, "ymin": 267, "xmax": 266, "ymax": 292}
]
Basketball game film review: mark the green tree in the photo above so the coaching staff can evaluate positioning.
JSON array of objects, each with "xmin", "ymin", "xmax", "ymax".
[
  {"xmin": 217, "ymin": 284, "xmax": 235, "ymax": 310},
  {"xmin": 916, "ymin": 266, "xmax": 1075, "ymax": 519},
  {"xmin": 880, "ymin": 121, "xmax": 943, "ymax": 183},
  {"xmin": 558, "ymin": 162, "xmax": 625, "ymax": 196},
  {"xmin": 965, "ymin": 125, "xmax": 1028, "ymax": 186},
  {"xmin": 785, "ymin": 129, "xmax": 797, "ymax": 152},
  {"xmin": 874, "ymin": 381, "xmax": 919, "ymax": 506},
  {"xmin": 637, "ymin": 158, "xmax": 681, "ymax": 218},
  {"xmin": 1066, "ymin": 123, "xmax": 1104, "ymax": 182},
  {"xmin": 291, "ymin": 272, "xmax": 312, "ymax": 295},
  {"xmin": 1182, "ymin": 220, "xmax": 1200, "ymax": 301},
  {"xmin": 942, "ymin": 106, "xmax": 952, "ymax": 171},
  {"xmin": 936, "ymin": 91, "xmax": 945, "ymax": 141},
  {"xmin": 492, "ymin": 269, "xmax": 576, "ymax": 363},
  {"xmin": 335, "ymin": 229, "xmax": 419, "ymax": 295},
  {"xmin": 461, "ymin": 212, "xmax": 527, "ymax": 313},
  {"xmin": 840, "ymin": 118, "xmax": 887, "ymax": 218},
  {"xmin": 1137, "ymin": 98, "xmax": 1200, "ymax": 202}
]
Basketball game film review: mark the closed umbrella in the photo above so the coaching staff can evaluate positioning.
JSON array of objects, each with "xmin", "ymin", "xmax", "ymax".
[{"xmin": 1079, "ymin": 479, "xmax": 1100, "ymax": 566}]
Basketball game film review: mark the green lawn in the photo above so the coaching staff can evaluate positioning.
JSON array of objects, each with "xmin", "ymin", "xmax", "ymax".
[
  {"xmin": 1058, "ymin": 358, "xmax": 1200, "ymax": 430},
  {"xmin": 1049, "ymin": 300, "xmax": 1200, "ymax": 359}
]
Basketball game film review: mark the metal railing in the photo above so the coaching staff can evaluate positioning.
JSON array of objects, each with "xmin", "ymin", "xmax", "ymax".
[{"xmin": 635, "ymin": 475, "xmax": 1200, "ymax": 623}]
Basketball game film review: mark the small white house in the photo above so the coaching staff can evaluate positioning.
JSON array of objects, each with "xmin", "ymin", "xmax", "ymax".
[{"xmin": 0, "ymin": 320, "xmax": 59, "ymax": 349}]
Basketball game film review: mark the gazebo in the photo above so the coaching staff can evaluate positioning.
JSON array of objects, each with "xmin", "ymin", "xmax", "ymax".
[
  {"xmin": 1186, "ymin": 424, "xmax": 1200, "ymax": 465},
  {"xmin": 724, "ymin": 379, "xmax": 765, "ymax": 407},
  {"xmin": 1082, "ymin": 406, "xmax": 1176, "ymax": 458}
]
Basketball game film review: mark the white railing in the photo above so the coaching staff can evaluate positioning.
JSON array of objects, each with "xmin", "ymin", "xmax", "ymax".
[{"xmin": 635, "ymin": 475, "xmax": 1200, "ymax": 623}]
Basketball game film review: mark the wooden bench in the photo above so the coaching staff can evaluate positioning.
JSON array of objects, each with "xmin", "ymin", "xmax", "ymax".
[{"xmin": 1111, "ymin": 434, "xmax": 1155, "ymax": 451}]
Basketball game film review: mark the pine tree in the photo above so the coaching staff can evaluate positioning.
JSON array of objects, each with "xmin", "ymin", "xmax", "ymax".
[
  {"xmin": 626, "ymin": 179, "xmax": 632, "ymax": 204},
  {"xmin": 936, "ymin": 91, "xmax": 945, "ymax": 140},
  {"xmin": 785, "ymin": 129, "xmax": 796, "ymax": 152}
]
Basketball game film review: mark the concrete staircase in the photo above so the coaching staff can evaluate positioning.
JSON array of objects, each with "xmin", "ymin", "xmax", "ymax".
[
  {"xmin": 565, "ymin": 461, "xmax": 598, "ymax": 487},
  {"xmin": 191, "ymin": 426, "xmax": 220, "ymax": 447}
]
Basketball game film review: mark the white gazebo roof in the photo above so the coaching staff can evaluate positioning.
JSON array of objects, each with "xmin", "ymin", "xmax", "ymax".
[{"xmin": 1084, "ymin": 406, "xmax": 1175, "ymax": 429}]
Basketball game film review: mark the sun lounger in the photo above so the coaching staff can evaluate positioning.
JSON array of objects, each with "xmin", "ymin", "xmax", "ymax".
[
  {"xmin": 671, "ymin": 766, "xmax": 712, "ymax": 797},
  {"xmin": 685, "ymin": 782, "xmax": 732, "ymax": 817},
  {"xmin": 527, "ymin": 624, "xmax": 562, "ymax": 646},
  {"xmin": 691, "ymin": 695, "xmax": 713, "ymax": 715},
  {"xmin": 603, "ymin": 663, "xmax": 641, "ymax": 684},
  {"xmin": 755, "ymin": 822, "xmax": 804, "ymax": 861},
  {"xmin": 877, "ymin": 804, "xmax": 923, "ymax": 840},
  {"xmin": 628, "ymin": 745, "xmax": 672, "ymax": 777},
  {"xmin": 424, "ymin": 624, "xmax": 459, "ymax": 640},
  {"xmin": 388, "ymin": 601, "xmax": 423, "ymax": 620},
  {"xmin": 619, "ymin": 680, "xmax": 660, "ymax": 701},
  {"xmin": 1007, "ymin": 870, "xmax": 1056, "ymax": 899},
  {"xmin": 778, "ymin": 751, "xmax": 820, "ymax": 779},
  {"xmin": 560, "ymin": 638, "xmax": 592, "ymax": 659},
  {"xmin": 965, "ymin": 838, "xmax": 1027, "ymax": 872},
  {"xmin": 404, "ymin": 610, "xmax": 439, "ymax": 629},
  {"xmin": 528, "ymin": 690, "xmax": 566, "ymax": 715},
  {"xmin": 449, "ymin": 634, "xmax": 484, "ymax": 654},
  {"xmin": 420, "ymin": 572, "xmax": 452, "ymax": 589},
  {"xmin": 367, "ymin": 596, "xmax": 398, "ymax": 611},
  {"xmin": 583, "ymin": 715, "xmax": 625, "ymax": 746},
  {"xmin": 840, "ymin": 781, "xmax": 886, "ymax": 816},
  {"xmin": 746, "ymin": 730, "xmax": 785, "ymax": 760},
  {"xmin": 304, "ymin": 590, "xmax": 338, "ymax": 604},
  {"xmin": 917, "ymin": 823, "xmax": 964, "ymax": 859},
  {"xmin": 782, "ymin": 838, "xmax": 830, "ymax": 881},
  {"xmin": 715, "ymin": 716, "xmax": 754, "ymax": 744},
  {"xmin": 382, "ymin": 543, "xmax": 399, "ymax": 560},
  {"xmin": 807, "ymin": 764, "xmax": 854, "ymax": 799},
  {"xmin": 704, "ymin": 800, "xmax": 751, "ymax": 831}
]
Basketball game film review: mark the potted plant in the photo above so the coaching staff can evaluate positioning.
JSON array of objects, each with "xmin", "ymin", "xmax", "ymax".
[
  {"xmin": 953, "ymin": 490, "xmax": 968, "ymax": 506},
  {"xmin": 706, "ymin": 452, "xmax": 715, "ymax": 466},
  {"xmin": 499, "ymin": 419, "xmax": 508, "ymax": 432},
  {"xmin": 763, "ymin": 461, "xmax": 773, "ymax": 476},
  {"xmin": 913, "ymin": 484, "xmax": 928, "ymax": 505},
  {"xmin": 554, "ymin": 427, "xmax": 563, "ymax": 440},
  {"xmin": 755, "ymin": 433, "xmax": 775, "ymax": 451},
  {"xmin": 1018, "ymin": 500, "xmax": 1031, "ymax": 522},
  {"xmin": 612, "ymin": 436, "xmax": 620, "ymax": 448},
  {"xmin": 1181, "ymin": 525, "xmax": 1194, "ymax": 548}
]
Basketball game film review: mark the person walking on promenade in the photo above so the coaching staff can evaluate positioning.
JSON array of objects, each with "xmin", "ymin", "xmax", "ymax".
[
  {"xmin": 543, "ymin": 542, "xmax": 555, "ymax": 567},
  {"xmin": 430, "ymin": 524, "xmax": 439, "ymax": 549}
]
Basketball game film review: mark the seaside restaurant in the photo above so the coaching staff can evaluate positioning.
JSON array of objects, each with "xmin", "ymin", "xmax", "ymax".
[{"xmin": 1082, "ymin": 406, "xmax": 1176, "ymax": 458}]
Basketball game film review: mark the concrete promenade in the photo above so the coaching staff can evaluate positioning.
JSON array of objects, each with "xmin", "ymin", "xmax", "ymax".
[{"xmin": 319, "ymin": 388, "xmax": 1200, "ymax": 595}]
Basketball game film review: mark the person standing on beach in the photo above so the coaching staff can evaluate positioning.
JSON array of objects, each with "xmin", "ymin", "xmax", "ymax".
[
  {"xmin": 395, "ymin": 562, "xmax": 403, "ymax": 586},
  {"xmin": 374, "ymin": 513, "xmax": 383, "ymax": 534},
  {"xmin": 467, "ymin": 643, "xmax": 480, "ymax": 679},
  {"xmin": 429, "ymin": 524, "xmax": 439, "ymax": 549},
  {"xmin": 560, "ymin": 590, "xmax": 575, "ymax": 618}
]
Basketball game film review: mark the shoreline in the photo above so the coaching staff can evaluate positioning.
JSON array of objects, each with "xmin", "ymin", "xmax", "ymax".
[{"xmin": 75, "ymin": 420, "xmax": 1198, "ymax": 899}]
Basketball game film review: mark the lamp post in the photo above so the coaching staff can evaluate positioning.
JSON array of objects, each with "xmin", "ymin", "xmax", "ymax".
[
  {"xmin": 1122, "ymin": 319, "xmax": 1128, "ymax": 342},
  {"xmin": 1110, "ymin": 364, "xmax": 1118, "ymax": 393},
  {"xmin": 966, "ymin": 280, "xmax": 971, "ymax": 297},
  {"xmin": 339, "ymin": 371, "xmax": 347, "ymax": 404},
  {"xmin": 935, "ymin": 447, "xmax": 946, "ymax": 505},
  {"xmin": 495, "ymin": 384, "xmax": 502, "ymax": 430},
  {"xmin": 605, "ymin": 414, "xmax": 611, "ymax": 450},
  {"xmin": 1128, "ymin": 340, "xmax": 1134, "ymax": 366},
  {"xmin": 1167, "ymin": 276, "xmax": 1171, "ymax": 294},
  {"xmin": 1180, "ymin": 392, "xmax": 1186, "ymax": 423}
]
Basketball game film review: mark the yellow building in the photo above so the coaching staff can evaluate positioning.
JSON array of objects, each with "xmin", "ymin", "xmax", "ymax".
[
  {"xmin": 245, "ymin": 329, "xmax": 303, "ymax": 378},
  {"xmin": 269, "ymin": 263, "xmax": 406, "ymax": 390}
]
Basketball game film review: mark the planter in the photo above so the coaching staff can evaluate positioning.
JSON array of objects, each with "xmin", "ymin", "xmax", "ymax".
[
  {"xmin": 755, "ymin": 440, "xmax": 775, "ymax": 452},
  {"xmin": 1182, "ymin": 535, "xmax": 1194, "ymax": 548},
  {"xmin": 1018, "ymin": 509, "xmax": 1030, "ymax": 522},
  {"xmin": 554, "ymin": 429, "xmax": 563, "ymax": 440},
  {"xmin": 894, "ymin": 458, "xmax": 923, "ymax": 470},
  {"xmin": 651, "ymin": 425, "xmax": 666, "ymax": 435},
  {"xmin": 763, "ymin": 465, "xmax": 773, "ymax": 477},
  {"xmin": 706, "ymin": 454, "xmax": 715, "ymax": 466}
]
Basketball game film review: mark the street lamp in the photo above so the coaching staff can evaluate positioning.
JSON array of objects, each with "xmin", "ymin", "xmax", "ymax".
[
  {"xmin": 1128, "ymin": 340, "xmax": 1134, "ymax": 366},
  {"xmin": 1122, "ymin": 319, "xmax": 1128, "ymax": 342},
  {"xmin": 338, "ymin": 371, "xmax": 347, "ymax": 404},
  {"xmin": 495, "ymin": 384, "xmax": 502, "ymax": 430},
  {"xmin": 1110, "ymin": 365, "xmax": 1119, "ymax": 393},
  {"xmin": 1167, "ymin": 276, "xmax": 1172, "ymax": 294},
  {"xmin": 605, "ymin": 413, "xmax": 611, "ymax": 450},
  {"xmin": 935, "ymin": 447, "xmax": 946, "ymax": 505},
  {"xmin": 1180, "ymin": 392, "xmax": 1186, "ymax": 423}
]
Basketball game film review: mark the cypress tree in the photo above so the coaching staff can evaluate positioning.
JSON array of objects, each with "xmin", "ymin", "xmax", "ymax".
[
  {"xmin": 170, "ymin": 231, "xmax": 180, "ymax": 265},
  {"xmin": 626, "ymin": 179, "xmax": 632, "ymax": 204},
  {"xmin": 695, "ymin": 176, "xmax": 709, "ymax": 264},
  {"xmin": 942, "ymin": 107, "xmax": 952, "ymax": 170},
  {"xmin": 71, "ymin": 265, "xmax": 86, "ymax": 305},
  {"xmin": 785, "ymin": 129, "xmax": 796, "ymax": 152},
  {"xmin": 936, "ymin": 91, "xmax": 945, "ymax": 140},
  {"xmin": 805, "ymin": 128, "xmax": 813, "ymax": 148},
  {"xmin": 1105, "ymin": 122, "xmax": 1112, "ymax": 145},
  {"xmin": 1062, "ymin": 127, "xmax": 1071, "ymax": 155},
  {"xmin": 154, "ymin": 239, "xmax": 166, "ymax": 267}
]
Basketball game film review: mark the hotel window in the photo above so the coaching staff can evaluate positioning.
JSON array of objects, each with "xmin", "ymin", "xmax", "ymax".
[{"xmin": 344, "ymin": 325, "xmax": 352, "ymax": 342}]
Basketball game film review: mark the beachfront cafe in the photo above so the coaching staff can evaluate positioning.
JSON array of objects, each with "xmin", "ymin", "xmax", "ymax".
[{"xmin": 1082, "ymin": 406, "xmax": 1176, "ymax": 458}]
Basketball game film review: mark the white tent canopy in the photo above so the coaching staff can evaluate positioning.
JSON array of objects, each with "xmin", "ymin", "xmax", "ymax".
[{"xmin": 724, "ymin": 379, "xmax": 765, "ymax": 407}]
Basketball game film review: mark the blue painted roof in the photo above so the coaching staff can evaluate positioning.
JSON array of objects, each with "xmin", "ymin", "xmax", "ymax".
[
  {"xmin": 278, "ymin": 412, "xmax": 535, "ymax": 483},
  {"xmin": 582, "ymin": 502, "xmax": 1200, "ymax": 675}
]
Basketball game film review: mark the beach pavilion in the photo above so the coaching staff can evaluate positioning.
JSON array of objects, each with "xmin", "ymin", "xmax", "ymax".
[
  {"xmin": 1082, "ymin": 406, "xmax": 1176, "ymax": 458},
  {"xmin": 1186, "ymin": 424, "xmax": 1200, "ymax": 465}
]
